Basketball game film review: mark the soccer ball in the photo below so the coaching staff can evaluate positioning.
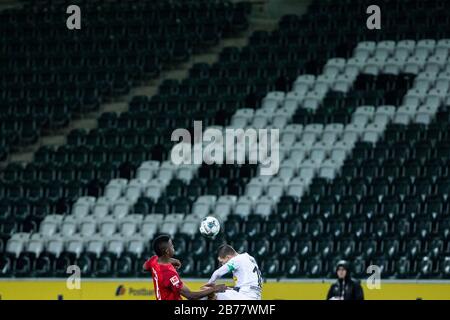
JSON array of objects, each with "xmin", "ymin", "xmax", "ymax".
[{"xmin": 199, "ymin": 216, "xmax": 221, "ymax": 238}]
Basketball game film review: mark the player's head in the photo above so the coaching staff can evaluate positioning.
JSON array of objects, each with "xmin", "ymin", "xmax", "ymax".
[
  {"xmin": 217, "ymin": 244, "xmax": 237, "ymax": 265},
  {"xmin": 152, "ymin": 234, "xmax": 174, "ymax": 258},
  {"xmin": 336, "ymin": 260, "xmax": 350, "ymax": 280}
]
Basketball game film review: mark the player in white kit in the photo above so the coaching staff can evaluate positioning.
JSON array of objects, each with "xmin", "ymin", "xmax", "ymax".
[{"xmin": 206, "ymin": 244, "xmax": 262, "ymax": 300}]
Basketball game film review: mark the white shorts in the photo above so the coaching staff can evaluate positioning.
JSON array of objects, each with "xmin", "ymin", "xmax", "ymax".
[{"xmin": 216, "ymin": 289, "xmax": 261, "ymax": 300}]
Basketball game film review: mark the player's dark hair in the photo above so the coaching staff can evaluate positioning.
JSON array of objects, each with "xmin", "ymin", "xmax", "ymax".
[
  {"xmin": 217, "ymin": 244, "xmax": 236, "ymax": 258},
  {"xmin": 152, "ymin": 234, "xmax": 171, "ymax": 257}
]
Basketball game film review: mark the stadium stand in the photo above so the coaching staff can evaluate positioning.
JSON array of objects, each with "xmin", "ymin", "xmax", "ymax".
[
  {"xmin": 2, "ymin": 0, "xmax": 450, "ymax": 281},
  {"xmin": 0, "ymin": 0, "xmax": 249, "ymax": 161}
]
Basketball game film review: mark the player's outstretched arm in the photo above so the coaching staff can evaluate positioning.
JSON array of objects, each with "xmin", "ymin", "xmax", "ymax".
[
  {"xmin": 180, "ymin": 284, "xmax": 226, "ymax": 300},
  {"xmin": 169, "ymin": 258, "xmax": 181, "ymax": 269},
  {"xmin": 142, "ymin": 262, "xmax": 150, "ymax": 273},
  {"xmin": 207, "ymin": 264, "xmax": 231, "ymax": 284}
]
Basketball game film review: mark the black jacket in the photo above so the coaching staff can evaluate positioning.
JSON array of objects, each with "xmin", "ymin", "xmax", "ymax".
[{"xmin": 326, "ymin": 277, "xmax": 364, "ymax": 300}]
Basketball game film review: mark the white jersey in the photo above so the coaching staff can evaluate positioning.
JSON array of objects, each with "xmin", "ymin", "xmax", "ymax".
[
  {"xmin": 208, "ymin": 252, "xmax": 262, "ymax": 299},
  {"xmin": 226, "ymin": 253, "xmax": 262, "ymax": 289}
]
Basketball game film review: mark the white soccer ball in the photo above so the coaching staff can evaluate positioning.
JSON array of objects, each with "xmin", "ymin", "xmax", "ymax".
[{"xmin": 199, "ymin": 216, "xmax": 221, "ymax": 238}]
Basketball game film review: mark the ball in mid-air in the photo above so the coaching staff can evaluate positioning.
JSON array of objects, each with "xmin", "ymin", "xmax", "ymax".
[{"xmin": 199, "ymin": 216, "xmax": 221, "ymax": 238}]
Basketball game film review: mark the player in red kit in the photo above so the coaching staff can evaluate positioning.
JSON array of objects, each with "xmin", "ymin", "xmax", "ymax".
[{"xmin": 143, "ymin": 235, "xmax": 226, "ymax": 300}]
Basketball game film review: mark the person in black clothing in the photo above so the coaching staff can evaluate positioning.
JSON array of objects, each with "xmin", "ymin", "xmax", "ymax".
[{"xmin": 326, "ymin": 260, "xmax": 364, "ymax": 300}]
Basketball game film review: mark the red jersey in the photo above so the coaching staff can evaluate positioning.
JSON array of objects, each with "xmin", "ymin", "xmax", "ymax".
[{"xmin": 144, "ymin": 255, "xmax": 183, "ymax": 300}]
